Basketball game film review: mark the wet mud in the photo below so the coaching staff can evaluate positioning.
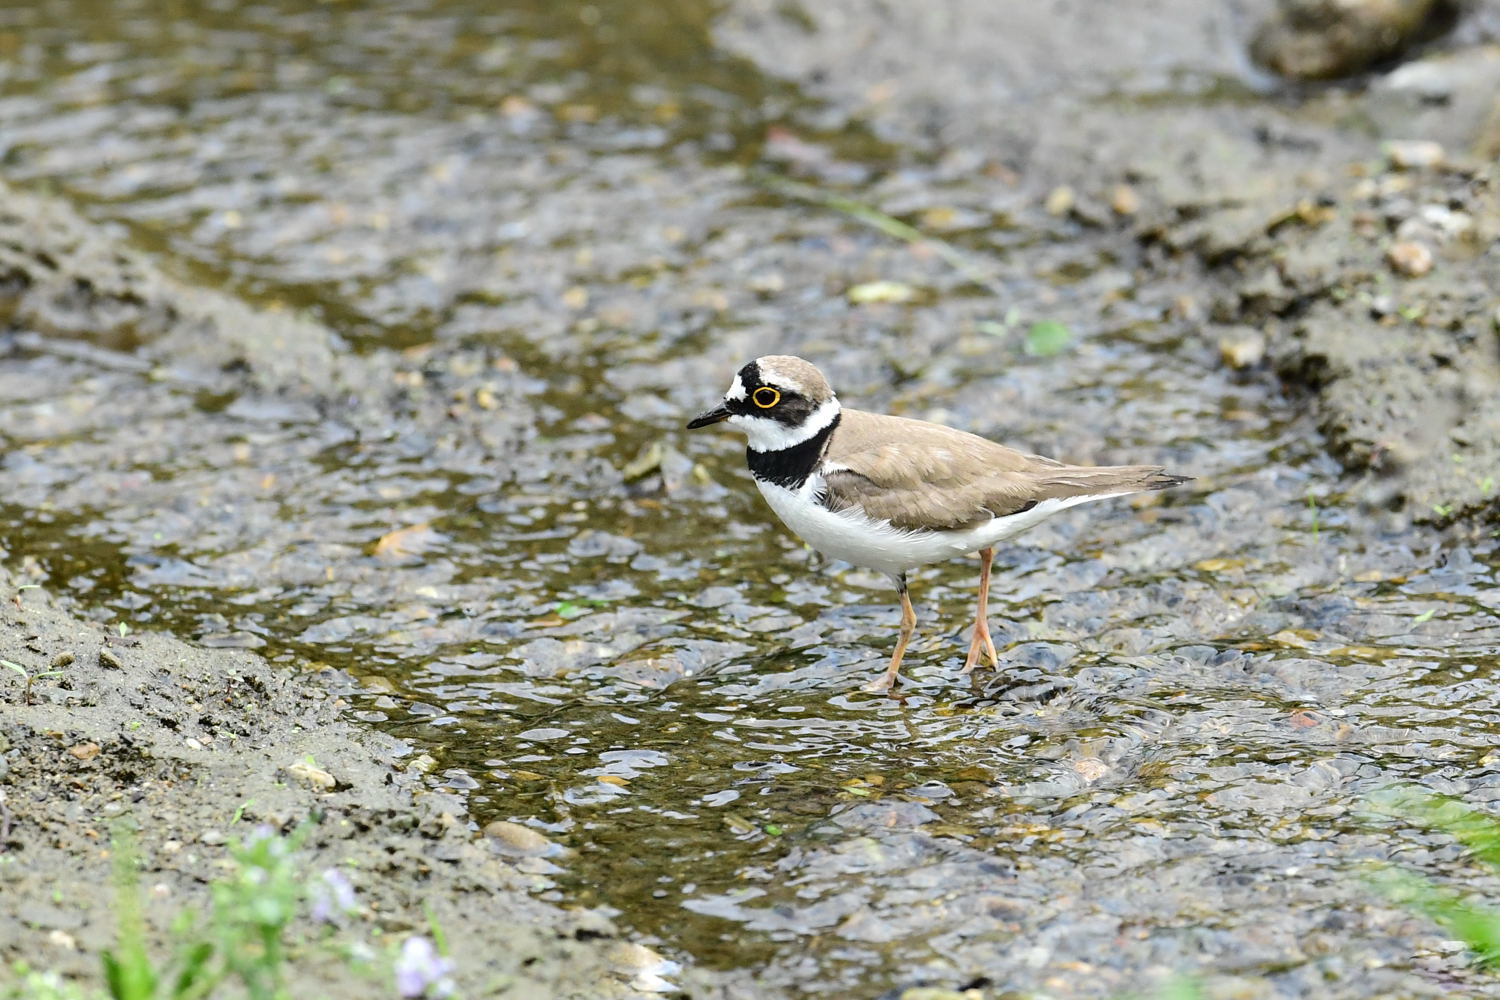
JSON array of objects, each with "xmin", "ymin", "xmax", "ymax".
[
  {"xmin": 0, "ymin": 563, "xmax": 673, "ymax": 999},
  {"xmin": 3, "ymin": 1, "xmax": 1500, "ymax": 998}
]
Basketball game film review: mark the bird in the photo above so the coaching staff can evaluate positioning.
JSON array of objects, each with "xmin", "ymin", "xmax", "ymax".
[{"xmin": 686, "ymin": 355, "xmax": 1190, "ymax": 692}]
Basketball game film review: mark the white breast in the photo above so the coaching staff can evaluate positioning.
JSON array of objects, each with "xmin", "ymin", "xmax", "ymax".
[{"xmin": 755, "ymin": 474, "xmax": 1110, "ymax": 579}]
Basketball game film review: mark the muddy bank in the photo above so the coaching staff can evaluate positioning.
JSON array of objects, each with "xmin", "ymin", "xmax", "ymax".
[
  {"xmin": 1143, "ymin": 154, "xmax": 1500, "ymax": 525},
  {"xmin": 0, "ymin": 560, "xmax": 698, "ymax": 998}
]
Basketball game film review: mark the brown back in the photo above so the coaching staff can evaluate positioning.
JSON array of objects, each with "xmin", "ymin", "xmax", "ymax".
[{"xmin": 821, "ymin": 409, "xmax": 1184, "ymax": 531}]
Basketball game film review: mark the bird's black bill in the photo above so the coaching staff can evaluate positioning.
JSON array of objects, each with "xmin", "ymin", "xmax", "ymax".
[{"xmin": 686, "ymin": 403, "xmax": 732, "ymax": 429}]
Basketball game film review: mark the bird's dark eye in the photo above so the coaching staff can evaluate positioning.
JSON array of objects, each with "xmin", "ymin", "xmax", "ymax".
[{"xmin": 752, "ymin": 387, "xmax": 780, "ymax": 409}]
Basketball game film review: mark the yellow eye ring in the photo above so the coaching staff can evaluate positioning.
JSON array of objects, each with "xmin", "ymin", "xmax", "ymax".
[{"xmin": 752, "ymin": 387, "xmax": 780, "ymax": 409}]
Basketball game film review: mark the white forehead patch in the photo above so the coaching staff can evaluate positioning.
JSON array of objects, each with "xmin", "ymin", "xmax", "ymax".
[{"xmin": 725, "ymin": 374, "xmax": 748, "ymax": 401}]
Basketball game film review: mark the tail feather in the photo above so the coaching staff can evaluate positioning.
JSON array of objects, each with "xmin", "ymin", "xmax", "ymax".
[{"xmin": 1038, "ymin": 465, "xmax": 1192, "ymax": 498}]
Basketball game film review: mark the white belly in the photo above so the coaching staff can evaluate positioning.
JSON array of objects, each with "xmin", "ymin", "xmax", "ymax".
[{"xmin": 755, "ymin": 475, "xmax": 1106, "ymax": 579}]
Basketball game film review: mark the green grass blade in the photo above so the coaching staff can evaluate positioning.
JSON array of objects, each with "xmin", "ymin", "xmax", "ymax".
[{"xmin": 751, "ymin": 172, "xmax": 1008, "ymax": 299}]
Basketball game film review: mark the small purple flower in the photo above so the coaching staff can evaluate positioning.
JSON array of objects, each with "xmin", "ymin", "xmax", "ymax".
[
  {"xmin": 309, "ymin": 868, "xmax": 358, "ymax": 925},
  {"xmin": 394, "ymin": 936, "xmax": 455, "ymax": 998}
]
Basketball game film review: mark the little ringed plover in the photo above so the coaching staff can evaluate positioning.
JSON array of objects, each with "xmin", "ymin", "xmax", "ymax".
[{"xmin": 687, "ymin": 355, "xmax": 1190, "ymax": 692}]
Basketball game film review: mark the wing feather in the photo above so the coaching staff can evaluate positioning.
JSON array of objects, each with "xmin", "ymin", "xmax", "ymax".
[{"xmin": 821, "ymin": 409, "xmax": 1180, "ymax": 531}]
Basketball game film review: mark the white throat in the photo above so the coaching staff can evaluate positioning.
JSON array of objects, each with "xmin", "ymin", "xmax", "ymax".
[{"xmin": 731, "ymin": 398, "xmax": 841, "ymax": 453}]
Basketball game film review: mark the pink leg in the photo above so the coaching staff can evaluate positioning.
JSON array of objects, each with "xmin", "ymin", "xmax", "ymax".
[
  {"xmin": 866, "ymin": 576, "xmax": 917, "ymax": 693},
  {"xmin": 961, "ymin": 548, "xmax": 999, "ymax": 674}
]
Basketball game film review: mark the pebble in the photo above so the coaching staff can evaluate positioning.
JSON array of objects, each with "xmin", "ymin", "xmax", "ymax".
[
  {"xmin": 50, "ymin": 652, "xmax": 74, "ymax": 669},
  {"xmin": 67, "ymin": 742, "xmax": 101, "ymax": 761},
  {"xmin": 606, "ymin": 942, "xmax": 680, "ymax": 993},
  {"xmin": 748, "ymin": 272, "xmax": 785, "ymax": 296},
  {"xmin": 1074, "ymin": 757, "xmax": 1110, "ymax": 783},
  {"xmin": 46, "ymin": 930, "xmax": 77, "ymax": 951},
  {"xmin": 199, "ymin": 829, "xmax": 227, "ymax": 846},
  {"xmin": 1111, "ymin": 184, "xmax": 1140, "ymax": 216},
  {"xmin": 284, "ymin": 760, "xmax": 338, "ymax": 791},
  {"xmin": 1044, "ymin": 185, "xmax": 1076, "ymax": 216},
  {"xmin": 1386, "ymin": 240, "xmax": 1434, "ymax": 277},
  {"xmin": 1384, "ymin": 139, "xmax": 1445, "ymax": 170},
  {"xmin": 483, "ymin": 820, "xmax": 558, "ymax": 857},
  {"xmin": 98, "ymin": 649, "xmax": 123, "ymax": 670},
  {"xmin": 1219, "ymin": 329, "xmax": 1268, "ymax": 369}
]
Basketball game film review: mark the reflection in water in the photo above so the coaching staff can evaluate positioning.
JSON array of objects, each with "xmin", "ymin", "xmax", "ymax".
[{"xmin": 2, "ymin": 0, "xmax": 1499, "ymax": 996}]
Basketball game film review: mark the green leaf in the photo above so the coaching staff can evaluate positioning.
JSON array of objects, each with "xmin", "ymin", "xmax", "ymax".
[
  {"xmin": 1024, "ymin": 320, "xmax": 1073, "ymax": 357},
  {"xmin": 555, "ymin": 599, "xmax": 607, "ymax": 619},
  {"xmin": 1413, "ymin": 609, "xmax": 1436, "ymax": 623},
  {"xmin": 171, "ymin": 941, "xmax": 217, "ymax": 999},
  {"xmin": 1, "ymin": 660, "xmax": 27, "ymax": 678},
  {"xmin": 102, "ymin": 946, "xmax": 157, "ymax": 1000}
]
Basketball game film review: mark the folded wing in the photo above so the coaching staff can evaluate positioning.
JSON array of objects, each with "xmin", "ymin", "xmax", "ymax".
[{"xmin": 821, "ymin": 409, "xmax": 1185, "ymax": 532}]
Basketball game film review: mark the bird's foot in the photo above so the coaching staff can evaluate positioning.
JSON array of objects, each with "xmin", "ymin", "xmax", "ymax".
[{"xmin": 961, "ymin": 618, "xmax": 999, "ymax": 674}]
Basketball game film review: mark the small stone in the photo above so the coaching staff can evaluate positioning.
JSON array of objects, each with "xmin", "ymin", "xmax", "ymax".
[
  {"xmin": 748, "ymin": 272, "xmax": 785, "ymax": 296},
  {"xmin": 67, "ymin": 742, "xmax": 101, "ymax": 761},
  {"xmin": 284, "ymin": 760, "xmax": 338, "ymax": 791},
  {"xmin": 1219, "ymin": 330, "xmax": 1267, "ymax": 369},
  {"xmin": 606, "ymin": 942, "xmax": 680, "ymax": 992},
  {"xmin": 406, "ymin": 753, "xmax": 438, "ymax": 774},
  {"xmin": 1044, "ymin": 185, "xmax": 1075, "ymax": 216},
  {"xmin": 199, "ymin": 829, "xmax": 227, "ymax": 846},
  {"xmin": 483, "ymin": 820, "xmax": 558, "ymax": 857},
  {"xmin": 1384, "ymin": 139, "xmax": 1445, "ymax": 170},
  {"xmin": 184, "ymin": 737, "xmax": 204, "ymax": 751},
  {"xmin": 606, "ymin": 942, "xmax": 667, "ymax": 972},
  {"xmin": 1387, "ymin": 240, "xmax": 1434, "ymax": 277},
  {"xmin": 98, "ymin": 649, "xmax": 123, "ymax": 670},
  {"xmin": 46, "ymin": 929, "xmax": 77, "ymax": 950},
  {"xmin": 1110, "ymin": 184, "xmax": 1140, "ymax": 216},
  {"xmin": 1074, "ymin": 757, "xmax": 1109, "ymax": 782},
  {"xmin": 512, "ymin": 855, "xmax": 561, "ymax": 876},
  {"xmin": 50, "ymin": 652, "xmax": 74, "ymax": 669}
]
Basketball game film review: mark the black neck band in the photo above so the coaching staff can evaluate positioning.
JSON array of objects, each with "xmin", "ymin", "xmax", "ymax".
[{"xmin": 746, "ymin": 413, "xmax": 840, "ymax": 489}]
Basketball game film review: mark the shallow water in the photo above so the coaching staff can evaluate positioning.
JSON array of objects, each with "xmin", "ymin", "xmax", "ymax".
[{"xmin": 3, "ymin": 1, "xmax": 1500, "ymax": 996}]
